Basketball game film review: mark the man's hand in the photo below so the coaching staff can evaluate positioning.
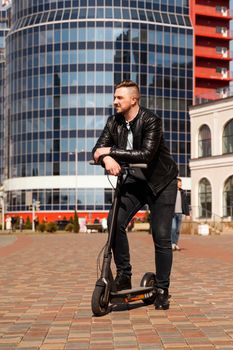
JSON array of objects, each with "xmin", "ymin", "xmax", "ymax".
[
  {"xmin": 93, "ymin": 147, "xmax": 111, "ymax": 162},
  {"xmin": 103, "ymin": 156, "xmax": 121, "ymax": 176}
]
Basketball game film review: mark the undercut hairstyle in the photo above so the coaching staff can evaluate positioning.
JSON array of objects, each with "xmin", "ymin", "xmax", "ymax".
[{"xmin": 115, "ymin": 80, "xmax": 140, "ymax": 100}]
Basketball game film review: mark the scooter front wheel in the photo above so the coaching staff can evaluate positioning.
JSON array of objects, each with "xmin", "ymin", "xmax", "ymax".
[
  {"xmin": 91, "ymin": 285, "xmax": 110, "ymax": 316},
  {"xmin": 140, "ymin": 272, "xmax": 156, "ymax": 305}
]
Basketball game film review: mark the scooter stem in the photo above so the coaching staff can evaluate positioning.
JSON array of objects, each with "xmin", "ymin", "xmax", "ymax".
[{"xmin": 104, "ymin": 177, "xmax": 121, "ymax": 255}]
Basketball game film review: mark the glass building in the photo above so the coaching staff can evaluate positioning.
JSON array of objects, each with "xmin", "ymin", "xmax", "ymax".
[
  {"xmin": 0, "ymin": 55, "xmax": 5, "ymax": 186},
  {"xmin": 0, "ymin": 1, "xmax": 11, "ymax": 186},
  {"xmin": 4, "ymin": 0, "xmax": 193, "ymax": 219}
]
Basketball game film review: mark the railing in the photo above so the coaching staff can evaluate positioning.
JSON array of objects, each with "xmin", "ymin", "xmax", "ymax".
[
  {"xmin": 190, "ymin": 206, "xmax": 224, "ymax": 233},
  {"xmin": 195, "ymin": 67, "xmax": 232, "ymax": 80},
  {"xmin": 195, "ymin": 26, "xmax": 233, "ymax": 38},
  {"xmin": 195, "ymin": 87, "xmax": 233, "ymax": 105},
  {"xmin": 223, "ymin": 206, "xmax": 233, "ymax": 219},
  {"xmin": 196, "ymin": 46, "xmax": 230, "ymax": 59},
  {"xmin": 195, "ymin": 4, "xmax": 233, "ymax": 18}
]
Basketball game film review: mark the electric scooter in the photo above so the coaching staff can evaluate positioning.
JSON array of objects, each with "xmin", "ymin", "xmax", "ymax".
[{"xmin": 90, "ymin": 161, "xmax": 157, "ymax": 317}]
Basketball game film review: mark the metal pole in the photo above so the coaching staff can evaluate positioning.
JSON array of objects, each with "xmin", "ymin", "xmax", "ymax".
[
  {"xmin": 32, "ymin": 201, "xmax": 35, "ymax": 232},
  {"xmin": 0, "ymin": 186, "xmax": 4, "ymax": 231},
  {"xmin": 75, "ymin": 147, "xmax": 77, "ymax": 212},
  {"xmin": 2, "ymin": 198, "xmax": 4, "ymax": 231}
]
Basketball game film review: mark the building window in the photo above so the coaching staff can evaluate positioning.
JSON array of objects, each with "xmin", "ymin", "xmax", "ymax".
[
  {"xmin": 223, "ymin": 176, "xmax": 233, "ymax": 218},
  {"xmin": 216, "ymin": 26, "xmax": 227, "ymax": 35},
  {"xmin": 223, "ymin": 119, "xmax": 233, "ymax": 154},
  {"xmin": 216, "ymin": 67, "xmax": 227, "ymax": 75},
  {"xmin": 199, "ymin": 178, "xmax": 212, "ymax": 218},
  {"xmin": 216, "ymin": 46, "xmax": 227, "ymax": 55},
  {"xmin": 198, "ymin": 124, "xmax": 211, "ymax": 157},
  {"xmin": 216, "ymin": 6, "xmax": 228, "ymax": 15}
]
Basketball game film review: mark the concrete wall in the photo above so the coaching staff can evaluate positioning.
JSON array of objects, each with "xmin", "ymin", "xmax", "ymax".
[{"xmin": 189, "ymin": 97, "xmax": 233, "ymax": 220}]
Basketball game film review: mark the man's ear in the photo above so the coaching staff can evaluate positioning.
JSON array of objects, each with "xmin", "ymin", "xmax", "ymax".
[{"xmin": 131, "ymin": 96, "xmax": 137, "ymax": 106}]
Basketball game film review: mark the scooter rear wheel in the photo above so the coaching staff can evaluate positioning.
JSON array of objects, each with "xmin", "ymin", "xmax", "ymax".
[
  {"xmin": 140, "ymin": 272, "xmax": 156, "ymax": 305},
  {"xmin": 91, "ymin": 285, "xmax": 110, "ymax": 316}
]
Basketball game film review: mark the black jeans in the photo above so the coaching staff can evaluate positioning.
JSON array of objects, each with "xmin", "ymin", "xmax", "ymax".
[{"xmin": 108, "ymin": 177, "xmax": 177, "ymax": 290}]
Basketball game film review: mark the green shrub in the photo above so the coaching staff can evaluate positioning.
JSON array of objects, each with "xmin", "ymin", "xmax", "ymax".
[
  {"xmin": 65, "ymin": 223, "xmax": 74, "ymax": 232},
  {"xmin": 38, "ymin": 223, "xmax": 46, "ymax": 232},
  {"xmin": 45, "ymin": 222, "xmax": 58, "ymax": 233},
  {"xmin": 24, "ymin": 216, "xmax": 32, "ymax": 229}
]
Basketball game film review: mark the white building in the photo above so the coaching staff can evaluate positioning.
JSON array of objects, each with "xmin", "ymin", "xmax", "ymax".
[{"xmin": 189, "ymin": 97, "xmax": 233, "ymax": 221}]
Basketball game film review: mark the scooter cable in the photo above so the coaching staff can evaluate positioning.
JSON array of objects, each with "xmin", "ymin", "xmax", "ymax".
[
  {"xmin": 95, "ymin": 173, "xmax": 118, "ymax": 278},
  {"xmin": 107, "ymin": 173, "xmax": 115, "ymax": 189},
  {"xmin": 96, "ymin": 242, "xmax": 107, "ymax": 278}
]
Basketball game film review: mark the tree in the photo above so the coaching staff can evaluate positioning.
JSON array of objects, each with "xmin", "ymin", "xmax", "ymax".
[
  {"xmin": 73, "ymin": 211, "xmax": 80, "ymax": 233},
  {"xmin": 24, "ymin": 216, "xmax": 32, "ymax": 229}
]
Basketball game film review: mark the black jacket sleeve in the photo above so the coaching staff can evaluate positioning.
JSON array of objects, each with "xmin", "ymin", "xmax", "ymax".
[
  {"xmin": 110, "ymin": 114, "xmax": 163, "ymax": 164},
  {"xmin": 181, "ymin": 190, "xmax": 190, "ymax": 215},
  {"xmin": 92, "ymin": 112, "xmax": 164, "ymax": 164},
  {"xmin": 92, "ymin": 116, "xmax": 115, "ymax": 157}
]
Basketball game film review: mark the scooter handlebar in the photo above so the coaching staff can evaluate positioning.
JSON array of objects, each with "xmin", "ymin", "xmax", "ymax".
[
  {"xmin": 125, "ymin": 163, "xmax": 147, "ymax": 169},
  {"xmin": 89, "ymin": 160, "xmax": 147, "ymax": 169}
]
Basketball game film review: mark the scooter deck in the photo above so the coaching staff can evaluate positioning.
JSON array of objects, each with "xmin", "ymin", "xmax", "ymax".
[
  {"xmin": 111, "ymin": 286, "xmax": 153, "ymax": 295},
  {"xmin": 111, "ymin": 286, "xmax": 155, "ymax": 303}
]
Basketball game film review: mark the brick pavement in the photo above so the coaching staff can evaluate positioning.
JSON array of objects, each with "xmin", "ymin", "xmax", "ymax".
[{"xmin": 0, "ymin": 232, "xmax": 233, "ymax": 350}]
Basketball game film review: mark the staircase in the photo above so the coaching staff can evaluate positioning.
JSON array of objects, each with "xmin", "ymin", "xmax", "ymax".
[{"xmin": 180, "ymin": 219, "xmax": 233, "ymax": 235}]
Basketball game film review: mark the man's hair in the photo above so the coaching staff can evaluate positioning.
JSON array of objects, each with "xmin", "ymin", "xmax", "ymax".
[
  {"xmin": 177, "ymin": 177, "xmax": 182, "ymax": 182},
  {"xmin": 115, "ymin": 80, "xmax": 140, "ymax": 100}
]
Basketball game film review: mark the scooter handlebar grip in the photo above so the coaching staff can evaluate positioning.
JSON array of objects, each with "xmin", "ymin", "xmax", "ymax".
[
  {"xmin": 89, "ymin": 160, "xmax": 147, "ymax": 169},
  {"xmin": 128, "ymin": 163, "xmax": 147, "ymax": 169}
]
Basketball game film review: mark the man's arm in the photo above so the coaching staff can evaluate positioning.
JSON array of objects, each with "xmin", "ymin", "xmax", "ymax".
[
  {"xmin": 92, "ymin": 116, "xmax": 121, "ymax": 175},
  {"xmin": 102, "ymin": 156, "xmax": 121, "ymax": 176},
  {"xmin": 92, "ymin": 117, "xmax": 114, "ymax": 157},
  {"xmin": 93, "ymin": 147, "xmax": 110, "ymax": 162},
  {"xmin": 110, "ymin": 114, "xmax": 163, "ymax": 164}
]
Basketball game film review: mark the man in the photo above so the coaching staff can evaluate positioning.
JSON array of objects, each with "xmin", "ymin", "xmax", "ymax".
[
  {"xmin": 171, "ymin": 178, "xmax": 190, "ymax": 251},
  {"xmin": 92, "ymin": 80, "xmax": 178, "ymax": 310},
  {"xmin": 19, "ymin": 216, "xmax": 24, "ymax": 232},
  {"xmin": 11, "ymin": 216, "xmax": 16, "ymax": 232}
]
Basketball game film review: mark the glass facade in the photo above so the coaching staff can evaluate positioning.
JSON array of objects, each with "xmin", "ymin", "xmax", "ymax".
[
  {"xmin": 199, "ymin": 178, "xmax": 212, "ymax": 219},
  {"xmin": 223, "ymin": 119, "xmax": 233, "ymax": 154},
  {"xmin": 0, "ymin": 2, "xmax": 11, "ymax": 185},
  {"xmin": 0, "ymin": 58, "xmax": 5, "ymax": 185},
  {"xmin": 198, "ymin": 124, "xmax": 211, "ymax": 158},
  {"xmin": 5, "ymin": 0, "xmax": 193, "ymax": 214},
  {"xmin": 223, "ymin": 175, "xmax": 233, "ymax": 218}
]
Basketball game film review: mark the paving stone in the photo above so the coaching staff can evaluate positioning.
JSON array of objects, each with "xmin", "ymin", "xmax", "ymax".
[{"xmin": 1, "ymin": 233, "xmax": 233, "ymax": 349}]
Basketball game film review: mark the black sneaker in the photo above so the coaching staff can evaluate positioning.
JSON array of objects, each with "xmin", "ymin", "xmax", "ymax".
[
  {"xmin": 154, "ymin": 288, "xmax": 170, "ymax": 310},
  {"xmin": 114, "ymin": 273, "xmax": 132, "ymax": 291}
]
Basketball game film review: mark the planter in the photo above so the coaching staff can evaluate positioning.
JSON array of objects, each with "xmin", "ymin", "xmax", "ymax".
[{"xmin": 198, "ymin": 224, "xmax": 209, "ymax": 236}]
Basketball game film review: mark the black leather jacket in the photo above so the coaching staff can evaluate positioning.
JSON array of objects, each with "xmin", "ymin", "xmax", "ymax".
[
  {"xmin": 92, "ymin": 106, "xmax": 178, "ymax": 195},
  {"xmin": 179, "ymin": 189, "xmax": 190, "ymax": 216}
]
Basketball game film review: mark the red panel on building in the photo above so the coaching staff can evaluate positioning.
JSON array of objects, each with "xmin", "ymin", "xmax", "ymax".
[{"xmin": 190, "ymin": 0, "xmax": 233, "ymax": 103}]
